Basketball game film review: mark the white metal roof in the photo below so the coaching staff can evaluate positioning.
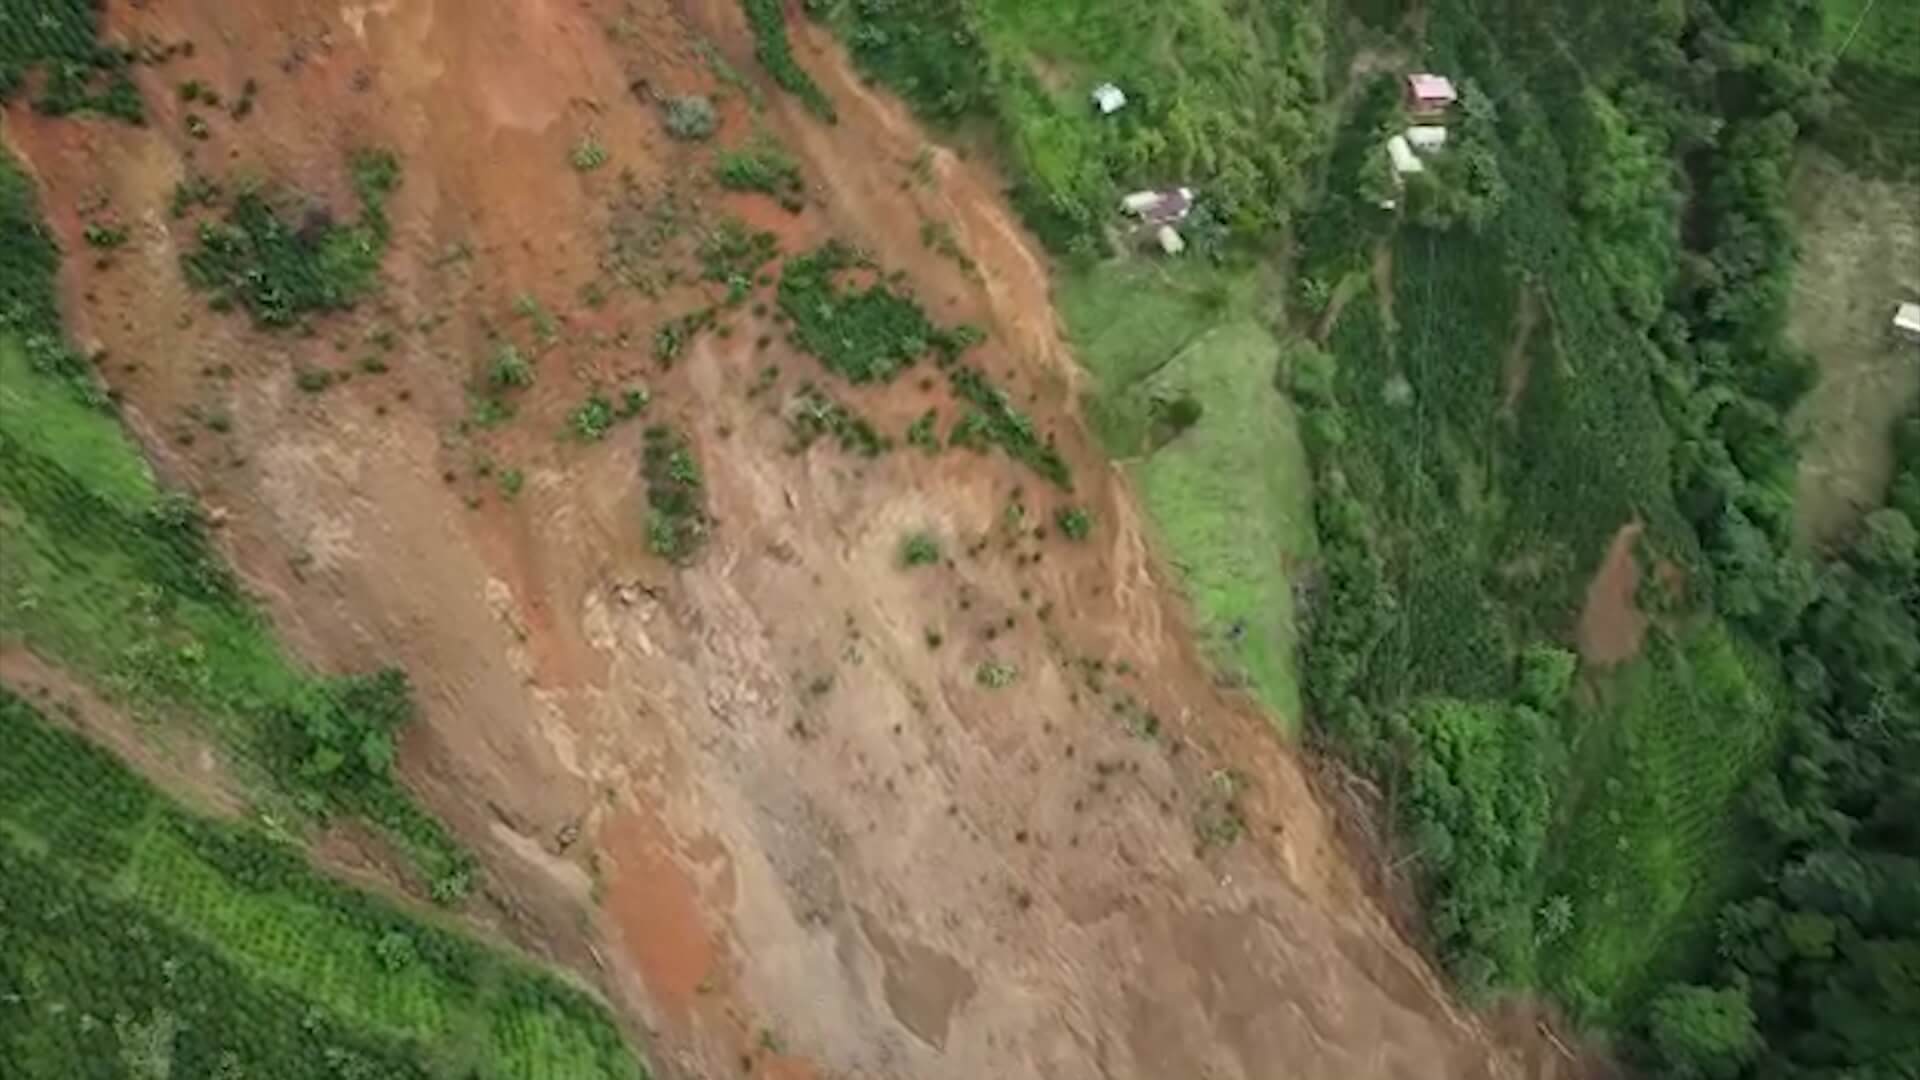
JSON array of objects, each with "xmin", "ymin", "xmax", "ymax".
[
  {"xmin": 1092, "ymin": 83, "xmax": 1127, "ymax": 114},
  {"xmin": 1387, "ymin": 135, "xmax": 1425, "ymax": 175},
  {"xmin": 1896, "ymin": 301, "xmax": 1920, "ymax": 335}
]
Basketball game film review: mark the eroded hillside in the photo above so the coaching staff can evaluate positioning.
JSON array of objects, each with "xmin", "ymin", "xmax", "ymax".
[{"xmin": 0, "ymin": 1, "xmax": 1597, "ymax": 1078}]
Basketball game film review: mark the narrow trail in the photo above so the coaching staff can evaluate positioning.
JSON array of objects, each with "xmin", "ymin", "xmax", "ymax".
[{"xmin": 6, "ymin": 1, "xmax": 1596, "ymax": 1076}]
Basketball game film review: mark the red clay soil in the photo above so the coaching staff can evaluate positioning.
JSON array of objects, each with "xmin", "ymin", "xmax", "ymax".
[
  {"xmin": 1577, "ymin": 522, "xmax": 1649, "ymax": 668},
  {"xmin": 6, "ymin": 1, "xmax": 1597, "ymax": 1077}
]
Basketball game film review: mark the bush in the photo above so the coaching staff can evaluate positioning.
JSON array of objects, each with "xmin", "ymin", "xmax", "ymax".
[
  {"xmin": 1055, "ymin": 506, "xmax": 1092, "ymax": 541},
  {"xmin": 899, "ymin": 531, "xmax": 941, "ymax": 567},
  {"xmin": 642, "ymin": 425, "xmax": 709, "ymax": 563},
  {"xmin": 487, "ymin": 342, "xmax": 534, "ymax": 390},
  {"xmin": 663, "ymin": 95, "xmax": 717, "ymax": 141}
]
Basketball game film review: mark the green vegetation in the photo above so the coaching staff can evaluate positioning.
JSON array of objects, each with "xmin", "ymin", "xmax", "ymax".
[
  {"xmin": 786, "ymin": 383, "xmax": 887, "ymax": 457},
  {"xmin": 946, "ymin": 366, "xmax": 1072, "ymax": 490},
  {"xmin": 0, "ymin": 103, "xmax": 640, "ymax": 1078},
  {"xmin": 775, "ymin": 242, "xmax": 942, "ymax": 383},
  {"xmin": 180, "ymin": 150, "xmax": 402, "ymax": 327},
  {"xmin": 662, "ymin": 94, "xmax": 718, "ymax": 141},
  {"xmin": 571, "ymin": 136, "xmax": 610, "ymax": 172},
  {"xmin": 1059, "ymin": 263, "xmax": 1311, "ymax": 720},
  {"xmin": 809, "ymin": 0, "xmax": 1327, "ymax": 252},
  {"xmin": 0, "ymin": 0, "xmax": 144, "ymax": 122},
  {"xmin": 1, "ymin": 151, "xmax": 465, "ymax": 894},
  {"xmin": 1054, "ymin": 506, "xmax": 1091, "ymax": 541},
  {"xmin": 641, "ymin": 425, "xmax": 708, "ymax": 564},
  {"xmin": 0, "ymin": 688, "xmax": 645, "ymax": 1079},
  {"xmin": 1818, "ymin": 0, "xmax": 1920, "ymax": 176},
  {"xmin": 822, "ymin": 0, "xmax": 1919, "ymax": 1064},
  {"xmin": 713, "ymin": 134, "xmax": 805, "ymax": 211},
  {"xmin": 739, "ymin": 0, "xmax": 835, "ymax": 122},
  {"xmin": 974, "ymin": 659, "xmax": 1017, "ymax": 689},
  {"xmin": 899, "ymin": 531, "xmax": 942, "ymax": 567},
  {"xmin": 906, "ymin": 408, "xmax": 940, "ymax": 452},
  {"xmin": 569, "ymin": 387, "xmax": 650, "ymax": 442}
]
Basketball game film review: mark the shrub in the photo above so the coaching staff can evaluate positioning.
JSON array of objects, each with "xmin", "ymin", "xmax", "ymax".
[
  {"xmin": 642, "ymin": 425, "xmax": 709, "ymax": 563},
  {"xmin": 1055, "ymin": 507, "xmax": 1092, "ymax": 541},
  {"xmin": 976, "ymin": 660, "xmax": 1017, "ymax": 689},
  {"xmin": 663, "ymin": 95, "xmax": 717, "ymax": 140},
  {"xmin": 487, "ymin": 342, "xmax": 534, "ymax": 390},
  {"xmin": 713, "ymin": 136, "xmax": 805, "ymax": 210},
  {"xmin": 570, "ymin": 137, "xmax": 609, "ymax": 172},
  {"xmin": 569, "ymin": 394, "xmax": 617, "ymax": 441},
  {"xmin": 899, "ymin": 532, "xmax": 941, "ymax": 567}
]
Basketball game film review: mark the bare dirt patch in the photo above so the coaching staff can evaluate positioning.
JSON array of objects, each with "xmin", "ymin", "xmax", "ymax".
[
  {"xmin": 1576, "ymin": 521, "xmax": 1648, "ymax": 668},
  {"xmin": 9, "ymin": 1, "xmax": 1593, "ymax": 1077},
  {"xmin": 1787, "ymin": 149, "xmax": 1920, "ymax": 547}
]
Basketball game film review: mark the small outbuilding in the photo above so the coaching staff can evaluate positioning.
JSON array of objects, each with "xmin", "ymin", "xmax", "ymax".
[
  {"xmin": 1386, "ymin": 134, "xmax": 1425, "ymax": 176},
  {"xmin": 1406, "ymin": 125, "xmax": 1449, "ymax": 152},
  {"xmin": 1121, "ymin": 187, "xmax": 1194, "ymax": 226},
  {"xmin": 1156, "ymin": 225, "xmax": 1186, "ymax": 255},
  {"xmin": 1406, "ymin": 73, "xmax": 1458, "ymax": 113},
  {"xmin": 1091, "ymin": 83, "xmax": 1128, "ymax": 115},
  {"xmin": 1896, "ymin": 301, "xmax": 1920, "ymax": 345}
]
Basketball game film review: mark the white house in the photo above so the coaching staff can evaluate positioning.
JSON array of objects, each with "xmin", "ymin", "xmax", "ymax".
[
  {"xmin": 1120, "ymin": 187, "xmax": 1194, "ymax": 225},
  {"xmin": 1406, "ymin": 125, "xmax": 1449, "ymax": 152},
  {"xmin": 1156, "ymin": 225, "xmax": 1186, "ymax": 255},
  {"xmin": 1092, "ymin": 83, "xmax": 1128, "ymax": 115},
  {"xmin": 1896, "ymin": 301, "xmax": 1920, "ymax": 345},
  {"xmin": 1386, "ymin": 134, "xmax": 1425, "ymax": 176}
]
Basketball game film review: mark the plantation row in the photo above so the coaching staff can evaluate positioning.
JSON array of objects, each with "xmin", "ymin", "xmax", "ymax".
[
  {"xmin": 0, "ymin": 687, "xmax": 645, "ymax": 1080},
  {"xmin": 0, "ymin": 0, "xmax": 144, "ymax": 122},
  {"xmin": 1286, "ymin": 0, "xmax": 1920, "ymax": 1070}
]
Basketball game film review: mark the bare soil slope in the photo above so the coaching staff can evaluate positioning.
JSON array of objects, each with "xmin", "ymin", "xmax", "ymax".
[{"xmin": 6, "ymin": 2, "xmax": 1592, "ymax": 1076}]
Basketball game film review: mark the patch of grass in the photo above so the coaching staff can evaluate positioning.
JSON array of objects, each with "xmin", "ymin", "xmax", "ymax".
[
  {"xmin": 740, "ymin": 0, "xmax": 836, "ymax": 122},
  {"xmin": 776, "ymin": 242, "xmax": 941, "ymax": 383},
  {"xmin": 179, "ymin": 151, "xmax": 401, "ymax": 328},
  {"xmin": 1055, "ymin": 506, "xmax": 1092, "ymax": 540},
  {"xmin": 642, "ymin": 425, "xmax": 709, "ymax": 564},
  {"xmin": 906, "ymin": 408, "xmax": 941, "ymax": 452},
  {"xmin": 489, "ymin": 341, "xmax": 536, "ymax": 390},
  {"xmin": 713, "ymin": 134, "xmax": 805, "ymax": 211},
  {"xmin": 899, "ymin": 531, "xmax": 942, "ymax": 567},
  {"xmin": 662, "ymin": 94, "xmax": 718, "ymax": 141},
  {"xmin": 0, "ymin": 688, "xmax": 646, "ymax": 1079},
  {"xmin": 569, "ymin": 388, "xmax": 648, "ymax": 442},
  {"xmin": 975, "ymin": 659, "xmax": 1018, "ymax": 689},
  {"xmin": 786, "ymin": 383, "xmax": 888, "ymax": 456},
  {"xmin": 571, "ymin": 136, "xmax": 610, "ymax": 172},
  {"xmin": 946, "ymin": 365, "xmax": 1072, "ymax": 490}
]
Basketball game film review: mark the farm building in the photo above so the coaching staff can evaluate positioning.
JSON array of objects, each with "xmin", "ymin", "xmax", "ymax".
[
  {"xmin": 1156, "ymin": 225, "xmax": 1186, "ymax": 255},
  {"xmin": 1386, "ymin": 135, "xmax": 1425, "ymax": 176},
  {"xmin": 1091, "ymin": 83, "xmax": 1127, "ymax": 115},
  {"xmin": 1120, "ymin": 187, "xmax": 1194, "ymax": 226},
  {"xmin": 1406, "ymin": 125, "xmax": 1449, "ymax": 152},
  {"xmin": 1897, "ymin": 301, "xmax": 1920, "ymax": 344},
  {"xmin": 1406, "ymin": 73, "xmax": 1457, "ymax": 113}
]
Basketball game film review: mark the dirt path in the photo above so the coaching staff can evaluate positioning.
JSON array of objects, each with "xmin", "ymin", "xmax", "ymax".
[
  {"xmin": 8, "ymin": 1, "xmax": 1590, "ymax": 1077},
  {"xmin": 1576, "ymin": 522, "xmax": 1648, "ymax": 669}
]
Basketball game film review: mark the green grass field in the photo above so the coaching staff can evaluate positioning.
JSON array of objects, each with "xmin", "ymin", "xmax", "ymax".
[
  {"xmin": 1061, "ymin": 260, "xmax": 1316, "ymax": 730},
  {"xmin": 1820, "ymin": 0, "xmax": 1920, "ymax": 174},
  {"xmin": 0, "ymin": 686, "xmax": 644, "ymax": 1080}
]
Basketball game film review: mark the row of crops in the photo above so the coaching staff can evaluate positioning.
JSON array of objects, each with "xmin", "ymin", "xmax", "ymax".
[
  {"xmin": 0, "ymin": 687, "xmax": 645, "ymax": 1079},
  {"xmin": 0, "ymin": 0, "xmax": 144, "ymax": 121}
]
